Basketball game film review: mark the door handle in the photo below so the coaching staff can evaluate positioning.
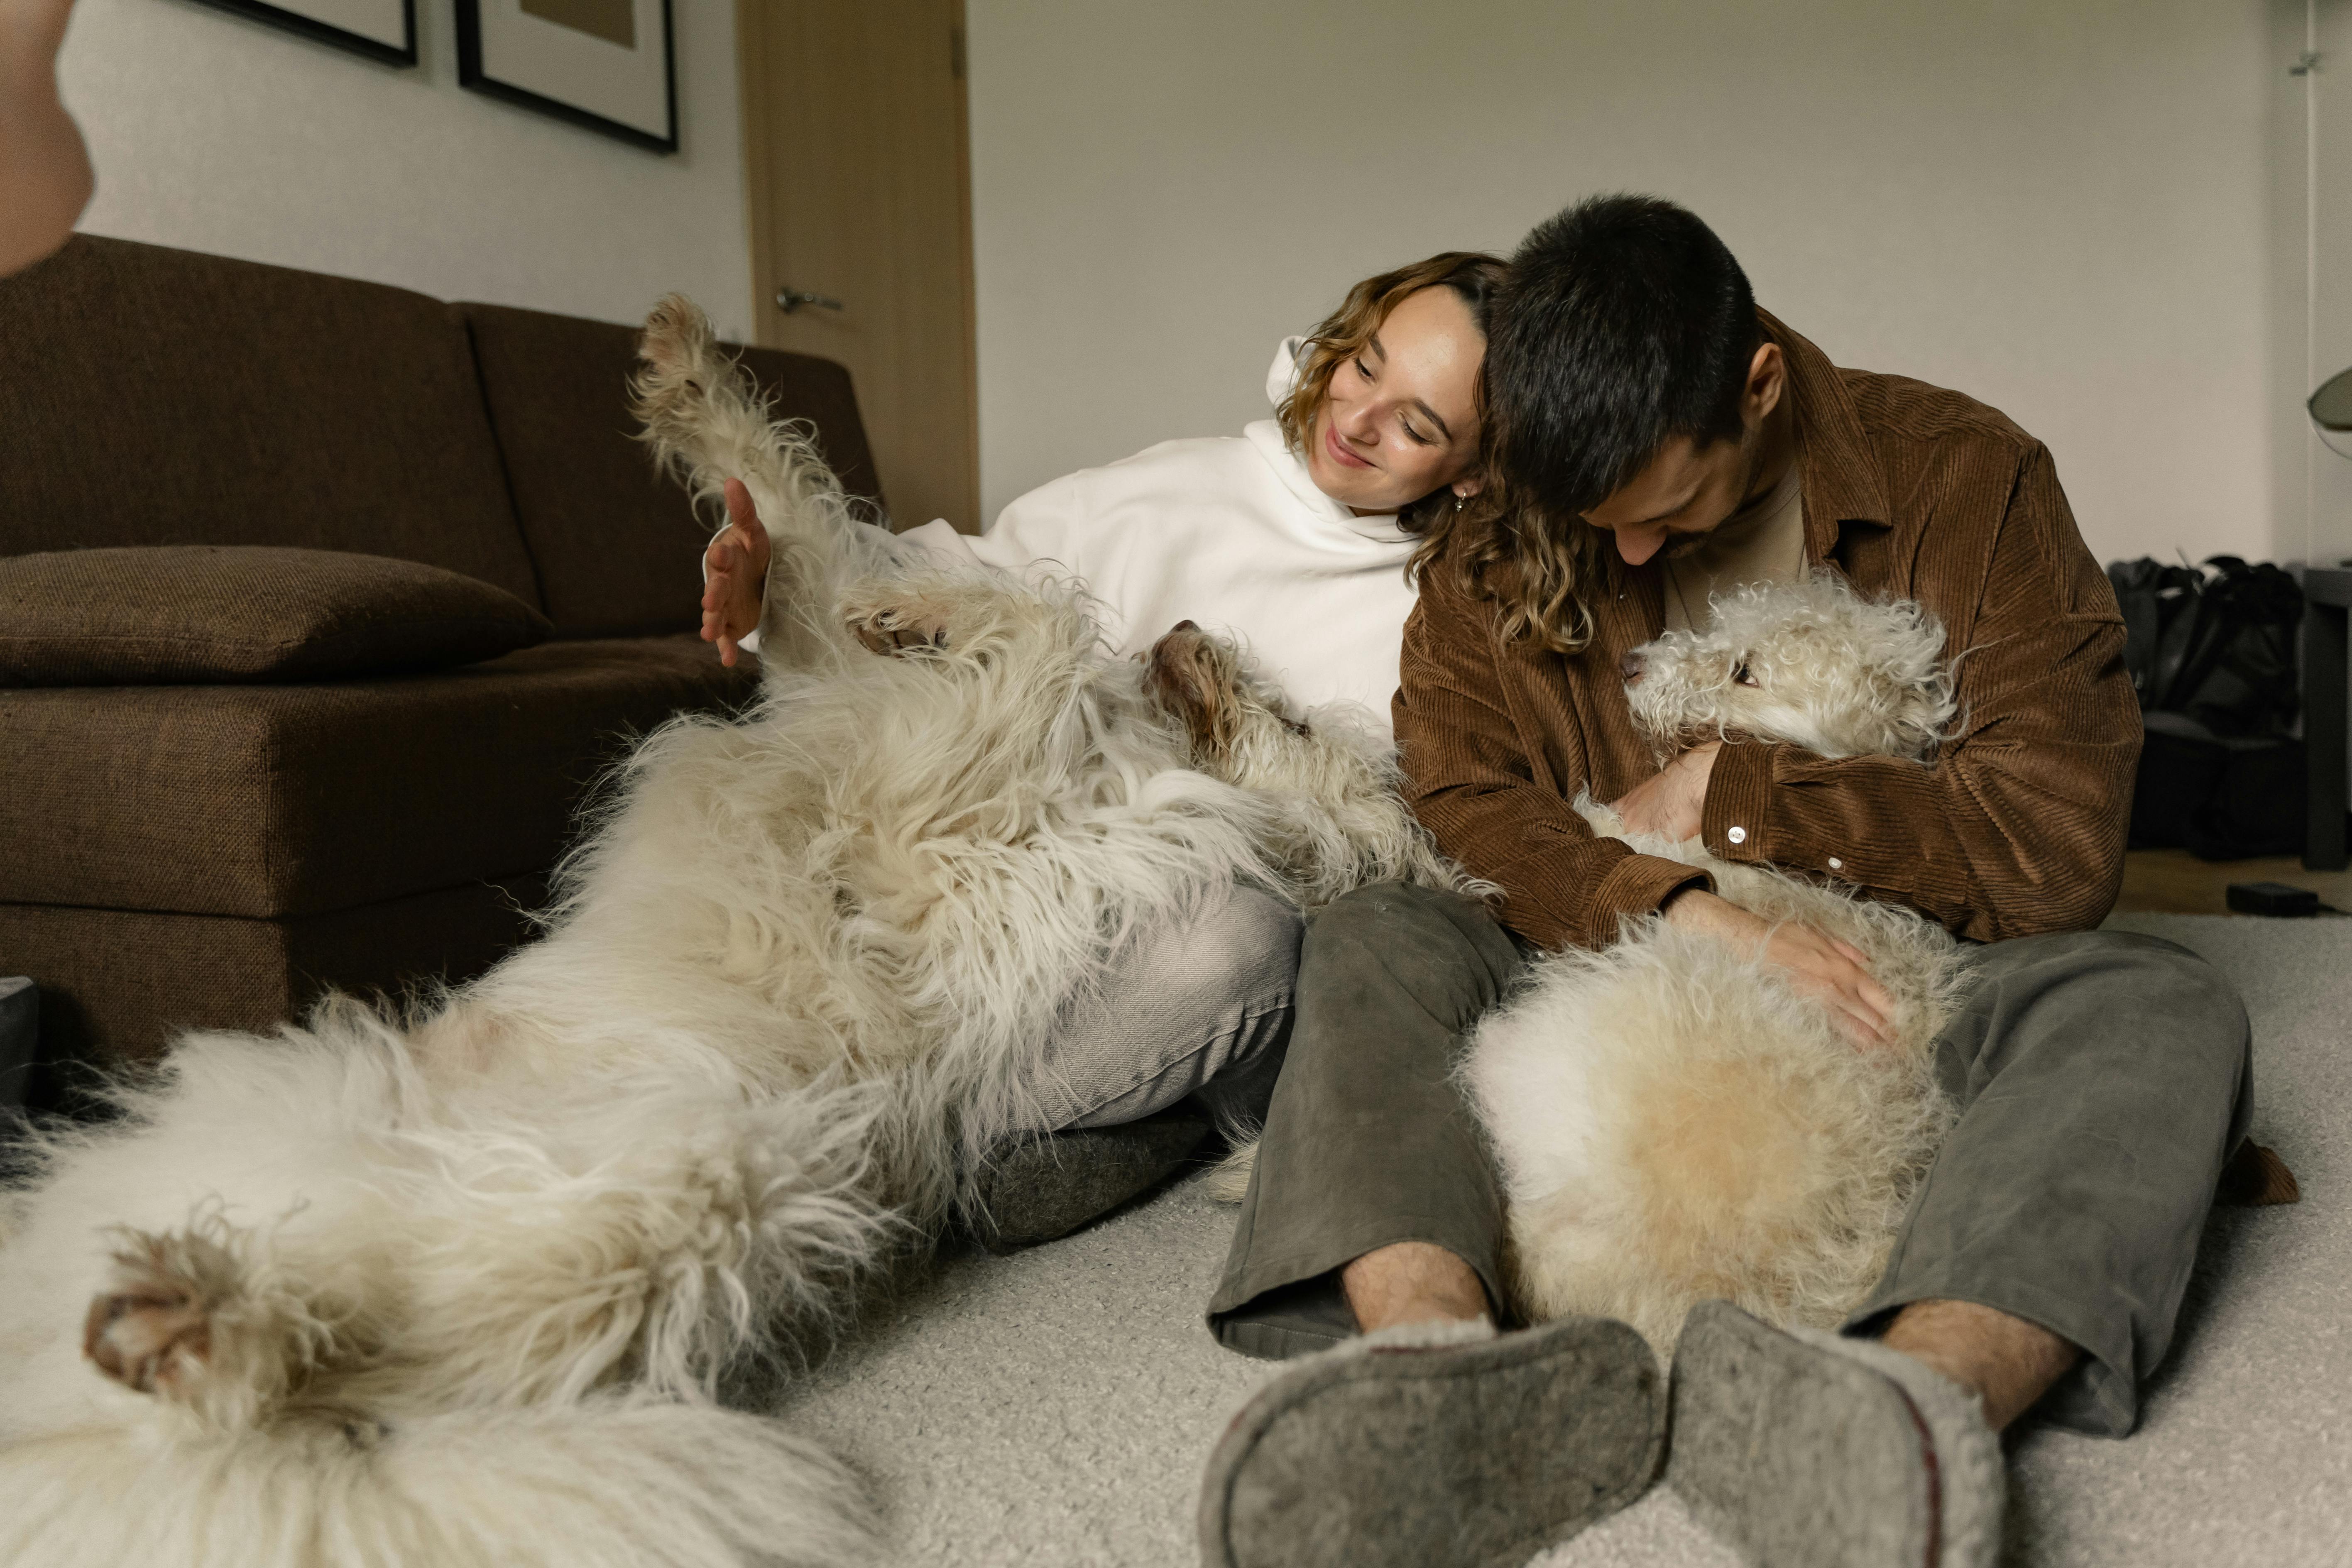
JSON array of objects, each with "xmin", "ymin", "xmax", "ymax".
[{"xmin": 774, "ymin": 287, "xmax": 845, "ymax": 315}]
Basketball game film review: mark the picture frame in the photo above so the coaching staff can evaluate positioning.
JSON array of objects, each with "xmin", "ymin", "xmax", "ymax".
[
  {"xmin": 455, "ymin": 0, "xmax": 679, "ymax": 154},
  {"xmin": 185, "ymin": 0, "xmax": 418, "ymax": 67}
]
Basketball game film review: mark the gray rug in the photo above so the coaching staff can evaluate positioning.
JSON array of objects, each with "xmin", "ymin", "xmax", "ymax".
[{"xmin": 778, "ymin": 915, "xmax": 2348, "ymax": 1566}]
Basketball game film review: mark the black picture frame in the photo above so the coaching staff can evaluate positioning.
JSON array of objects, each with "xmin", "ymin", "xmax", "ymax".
[
  {"xmin": 185, "ymin": 0, "xmax": 418, "ymax": 68},
  {"xmin": 455, "ymin": 0, "xmax": 678, "ymax": 155}
]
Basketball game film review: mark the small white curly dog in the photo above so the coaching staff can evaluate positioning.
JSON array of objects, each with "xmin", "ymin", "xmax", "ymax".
[
  {"xmin": 0, "ymin": 298, "xmax": 1457, "ymax": 1568},
  {"xmin": 1463, "ymin": 572, "xmax": 1968, "ymax": 1354}
]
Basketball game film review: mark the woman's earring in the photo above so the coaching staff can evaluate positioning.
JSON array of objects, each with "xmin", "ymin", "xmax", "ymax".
[{"xmin": 1453, "ymin": 493, "xmax": 1466, "ymax": 514}]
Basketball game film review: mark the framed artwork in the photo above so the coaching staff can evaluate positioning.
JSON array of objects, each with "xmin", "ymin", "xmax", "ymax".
[
  {"xmin": 186, "ymin": 0, "xmax": 417, "ymax": 66},
  {"xmin": 455, "ymin": 0, "xmax": 678, "ymax": 154}
]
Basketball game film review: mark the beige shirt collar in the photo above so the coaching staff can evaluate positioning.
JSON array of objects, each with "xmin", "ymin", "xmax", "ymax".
[{"xmin": 1661, "ymin": 455, "xmax": 1807, "ymax": 631}]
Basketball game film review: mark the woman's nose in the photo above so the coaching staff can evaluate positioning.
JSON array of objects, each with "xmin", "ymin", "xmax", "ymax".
[{"xmin": 1620, "ymin": 649, "xmax": 1647, "ymax": 683}]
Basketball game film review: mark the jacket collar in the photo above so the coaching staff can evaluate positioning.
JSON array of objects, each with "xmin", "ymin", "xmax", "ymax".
[{"xmin": 1758, "ymin": 308, "xmax": 1889, "ymax": 563}]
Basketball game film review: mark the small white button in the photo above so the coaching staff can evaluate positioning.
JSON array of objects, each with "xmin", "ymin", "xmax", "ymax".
[
  {"xmin": 1726, "ymin": 826, "xmax": 1747, "ymax": 845},
  {"xmin": 1828, "ymin": 856, "xmax": 1843, "ymax": 871}
]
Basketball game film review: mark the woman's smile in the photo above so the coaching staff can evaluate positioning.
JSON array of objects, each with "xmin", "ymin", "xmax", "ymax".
[{"xmin": 1324, "ymin": 419, "xmax": 1375, "ymax": 471}]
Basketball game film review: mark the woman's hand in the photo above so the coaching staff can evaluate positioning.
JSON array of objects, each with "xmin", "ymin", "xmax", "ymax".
[
  {"xmin": 0, "ymin": 0, "xmax": 93, "ymax": 279},
  {"xmin": 700, "ymin": 478, "xmax": 770, "ymax": 667},
  {"xmin": 1611, "ymin": 741, "xmax": 1720, "ymax": 842},
  {"xmin": 1663, "ymin": 887, "xmax": 1892, "ymax": 1048}
]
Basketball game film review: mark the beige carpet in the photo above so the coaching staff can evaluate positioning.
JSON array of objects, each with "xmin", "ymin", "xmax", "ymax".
[{"xmin": 777, "ymin": 914, "xmax": 2348, "ymax": 1566}]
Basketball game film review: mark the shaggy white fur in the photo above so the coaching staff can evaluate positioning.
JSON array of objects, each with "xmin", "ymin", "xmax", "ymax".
[
  {"xmin": 1462, "ymin": 574, "xmax": 1970, "ymax": 1354},
  {"xmin": 0, "ymin": 296, "xmax": 1455, "ymax": 1568}
]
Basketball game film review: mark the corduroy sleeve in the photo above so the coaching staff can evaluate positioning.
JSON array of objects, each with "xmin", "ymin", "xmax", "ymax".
[
  {"xmin": 1397, "ymin": 568, "xmax": 1709, "ymax": 952},
  {"xmin": 1700, "ymin": 443, "xmax": 2138, "ymax": 942}
]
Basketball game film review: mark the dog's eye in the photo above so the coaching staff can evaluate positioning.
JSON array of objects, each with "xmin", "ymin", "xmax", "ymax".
[
  {"xmin": 1283, "ymin": 716, "xmax": 1311, "ymax": 738},
  {"xmin": 1733, "ymin": 663, "xmax": 1760, "ymax": 688}
]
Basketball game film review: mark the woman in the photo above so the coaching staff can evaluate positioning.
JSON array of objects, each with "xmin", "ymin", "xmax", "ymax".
[
  {"xmin": 698, "ymin": 252, "xmax": 1507, "ymax": 1203},
  {"xmin": 702, "ymin": 251, "xmax": 1504, "ymax": 741}
]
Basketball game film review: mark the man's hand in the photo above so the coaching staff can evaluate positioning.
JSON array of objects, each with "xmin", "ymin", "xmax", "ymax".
[
  {"xmin": 1663, "ymin": 887, "xmax": 1893, "ymax": 1048},
  {"xmin": 700, "ymin": 477, "xmax": 770, "ymax": 668},
  {"xmin": 1611, "ymin": 740, "xmax": 1720, "ymax": 841}
]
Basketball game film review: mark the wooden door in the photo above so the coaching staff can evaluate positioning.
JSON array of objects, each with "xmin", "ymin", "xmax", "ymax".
[{"xmin": 738, "ymin": 0, "xmax": 979, "ymax": 533}]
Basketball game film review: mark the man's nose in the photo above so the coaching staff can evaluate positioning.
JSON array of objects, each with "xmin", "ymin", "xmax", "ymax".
[
  {"xmin": 1620, "ymin": 649, "xmax": 1647, "ymax": 684},
  {"xmin": 1613, "ymin": 526, "xmax": 1665, "ymax": 566}
]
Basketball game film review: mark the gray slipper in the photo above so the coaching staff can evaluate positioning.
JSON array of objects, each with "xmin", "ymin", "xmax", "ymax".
[
  {"xmin": 1667, "ymin": 1301, "xmax": 2004, "ymax": 1568},
  {"xmin": 968, "ymin": 1107, "xmax": 1211, "ymax": 1253},
  {"xmin": 1198, "ymin": 1314, "xmax": 1664, "ymax": 1568}
]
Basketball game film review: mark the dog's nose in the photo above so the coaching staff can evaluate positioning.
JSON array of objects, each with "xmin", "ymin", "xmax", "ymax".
[{"xmin": 1620, "ymin": 649, "xmax": 1647, "ymax": 684}]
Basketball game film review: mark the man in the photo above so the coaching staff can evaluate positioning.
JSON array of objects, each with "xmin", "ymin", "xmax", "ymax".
[{"xmin": 1194, "ymin": 195, "xmax": 2258, "ymax": 1568}]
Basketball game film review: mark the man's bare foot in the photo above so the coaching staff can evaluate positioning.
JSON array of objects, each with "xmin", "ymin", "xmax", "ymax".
[
  {"xmin": 700, "ymin": 477, "xmax": 770, "ymax": 667},
  {"xmin": 1340, "ymin": 1240, "xmax": 1490, "ymax": 1334},
  {"xmin": 1881, "ymin": 1297, "xmax": 2080, "ymax": 1431}
]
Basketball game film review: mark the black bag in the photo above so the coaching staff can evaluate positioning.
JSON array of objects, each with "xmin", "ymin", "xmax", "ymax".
[{"xmin": 2107, "ymin": 556, "xmax": 2305, "ymax": 859}]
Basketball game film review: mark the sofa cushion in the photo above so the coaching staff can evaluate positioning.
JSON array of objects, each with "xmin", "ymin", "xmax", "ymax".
[
  {"xmin": 0, "ymin": 237, "xmax": 543, "ymax": 607},
  {"xmin": 0, "ymin": 546, "xmax": 552, "ymax": 685},
  {"xmin": 460, "ymin": 303, "xmax": 884, "ymax": 638},
  {"xmin": 0, "ymin": 635, "xmax": 756, "ymax": 919}
]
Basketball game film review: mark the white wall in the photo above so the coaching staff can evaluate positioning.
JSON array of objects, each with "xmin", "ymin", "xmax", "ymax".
[
  {"xmin": 59, "ymin": 0, "xmax": 751, "ymax": 340},
  {"xmin": 967, "ymin": 0, "xmax": 2276, "ymax": 570}
]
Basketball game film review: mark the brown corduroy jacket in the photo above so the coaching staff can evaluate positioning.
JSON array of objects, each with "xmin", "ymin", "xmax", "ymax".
[{"xmin": 1395, "ymin": 313, "xmax": 2139, "ymax": 952}]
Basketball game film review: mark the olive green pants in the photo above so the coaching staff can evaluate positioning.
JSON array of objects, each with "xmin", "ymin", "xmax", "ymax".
[{"xmin": 1207, "ymin": 882, "xmax": 2252, "ymax": 1437}]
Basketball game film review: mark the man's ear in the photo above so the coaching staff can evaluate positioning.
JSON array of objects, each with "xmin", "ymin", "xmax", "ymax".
[{"xmin": 1744, "ymin": 342, "xmax": 1786, "ymax": 429}]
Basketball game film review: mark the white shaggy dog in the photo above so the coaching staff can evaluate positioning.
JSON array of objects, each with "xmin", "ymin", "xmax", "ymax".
[
  {"xmin": 1462, "ymin": 573, "xmax": 1969, "ymax": 1354},
  {"xmin": 0, "ymin": 298, "xmax": 1452, "ymax": 1568}
]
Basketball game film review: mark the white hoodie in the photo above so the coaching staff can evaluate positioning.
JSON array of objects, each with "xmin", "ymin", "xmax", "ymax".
[{"xmin": 733, "ymin": 341, "xmax": 1421, "ymax": 740}]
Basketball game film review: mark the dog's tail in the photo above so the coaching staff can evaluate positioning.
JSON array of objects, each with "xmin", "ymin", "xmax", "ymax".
[
  {"xmin": 1204, "ymin": 1135, "xmax": 1257, "ymax": 1204},
  {"xmin": 0, "ymin": 1395, "xmax": 879, "ymax": 1568},
  {"xmin": 632, "ymin": 294, "xmax": 897, "ymax": 668}
]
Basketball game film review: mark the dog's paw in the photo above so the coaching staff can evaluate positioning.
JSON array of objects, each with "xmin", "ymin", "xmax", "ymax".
[
  {"xmin": 637, "ymin": 292, "xmax": 715, "ymax": 380},
  {"xmin": 847, "ymin": 601, "xmax": 952, "ymax": 656},
  {"xmin": 83, "ymin": 1230, "xmax": 229, "ymax": 1398}
]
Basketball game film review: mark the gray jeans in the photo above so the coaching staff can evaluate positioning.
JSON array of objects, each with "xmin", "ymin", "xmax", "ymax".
[
  {"xmin": 1010, "ymin": 886, "xmax": 1303, "ymax": 1137},
  {"xmin": 1208, "ymin": 882, "xmax": 2252, "ymax": 1438}
]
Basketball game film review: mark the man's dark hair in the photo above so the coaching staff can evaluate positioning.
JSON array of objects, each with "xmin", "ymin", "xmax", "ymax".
[{"xmin": 1488, "ymin": 194, "xmax": 1760, "ymax": 519}]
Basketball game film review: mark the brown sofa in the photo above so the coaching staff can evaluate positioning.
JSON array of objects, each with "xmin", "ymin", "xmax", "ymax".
[{"xmin": 0, "ymin": 236, "xmax": 882, "ymax": 1108}]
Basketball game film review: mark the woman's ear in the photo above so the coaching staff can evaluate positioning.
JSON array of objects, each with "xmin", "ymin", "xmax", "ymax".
[{"xmin": 1454, "ymin": 477, "xmax": 1484, "ymax": 498}]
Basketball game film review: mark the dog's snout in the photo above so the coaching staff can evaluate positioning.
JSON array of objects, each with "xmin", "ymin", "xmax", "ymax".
[
  {"xmin": 1149, "ymin": 620, "xmax": 1202, "ymax": 657},
  {"xmin": 1620, "ymin": 649, "xmax": 1647, "ymax": 684}
]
